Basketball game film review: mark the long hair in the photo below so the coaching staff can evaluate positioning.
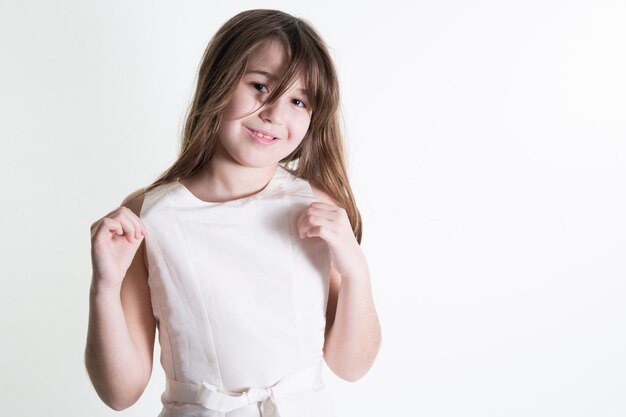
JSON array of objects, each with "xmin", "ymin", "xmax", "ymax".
[{"xmin": 142, "ymin": 9, "xmax": 363, "ymax": 243}]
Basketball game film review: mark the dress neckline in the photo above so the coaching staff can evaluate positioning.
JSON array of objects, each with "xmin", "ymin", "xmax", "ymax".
[{"xmin": 175, "ymin": 164, "xmax": 288, "ymax": 205}]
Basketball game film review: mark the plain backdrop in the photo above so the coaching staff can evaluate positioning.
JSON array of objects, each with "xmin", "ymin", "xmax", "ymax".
[{"xmin": 1, "ymin": 0, "xmax": 625, "ymax": 416}]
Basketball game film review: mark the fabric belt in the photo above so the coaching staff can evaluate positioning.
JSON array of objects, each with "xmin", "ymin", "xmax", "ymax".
[{"xmin": 162, "ymin": 361, "xmax": 324, "ymax": 416}]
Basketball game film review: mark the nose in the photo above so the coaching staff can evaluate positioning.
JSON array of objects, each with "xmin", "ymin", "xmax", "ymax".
[{"xmin": 258, "ymin": 99, "xmax": 285, "ymax": 126}]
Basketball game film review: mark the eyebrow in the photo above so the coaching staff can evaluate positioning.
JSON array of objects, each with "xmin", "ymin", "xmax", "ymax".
[
  {"xmin": 246, "ymin": 69, "xmax": 308, "ymax": 97},
  {"xmin": 246, "ymin": 70, "xmax": 276, "ymax": 80}
]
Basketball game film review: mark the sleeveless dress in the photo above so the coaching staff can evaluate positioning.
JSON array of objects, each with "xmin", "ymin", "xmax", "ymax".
[{"xmin": 139, "ymin": 164, "xmax": 336, "ymax": 417}]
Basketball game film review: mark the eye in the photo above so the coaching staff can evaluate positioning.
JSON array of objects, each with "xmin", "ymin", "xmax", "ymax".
[
  {"xmin": 292, "ymin": 98, "xmax": 307, "ymax": 108},
  {"xmin": 251, "ymin": 82, "xmax": 269, "ymax": 93}
]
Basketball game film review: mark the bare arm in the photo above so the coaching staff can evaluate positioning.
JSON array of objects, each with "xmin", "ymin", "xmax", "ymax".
[
  {"xmin": 85, "ymin": 190, "xmax": 156, "ymax": 410},
  {"xmin": 308, "ymin": 183, "xmax": 382, "ymax": 382},
  {"xmin": 323, "ymin": 261, "xmax": 381, "ymax": 382}
]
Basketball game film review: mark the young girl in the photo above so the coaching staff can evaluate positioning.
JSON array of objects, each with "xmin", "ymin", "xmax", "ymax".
[{"xmin": 86, "ymin": 9, "xmax": 381, "ymax": 417}]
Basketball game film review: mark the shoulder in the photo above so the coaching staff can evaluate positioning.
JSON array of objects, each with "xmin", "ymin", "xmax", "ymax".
[
  {"xmin": 309, "ymin": 180, "xmax": 341, "ymax": 207},
  {"xmin": 120, "ymin": 188, "xmax": 146, "ymax": 217}
]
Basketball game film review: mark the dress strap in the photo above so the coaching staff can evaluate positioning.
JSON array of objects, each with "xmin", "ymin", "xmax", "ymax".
[{"xmin": 162, "ymin": 361, "xmax": 324, "ymax": 417}]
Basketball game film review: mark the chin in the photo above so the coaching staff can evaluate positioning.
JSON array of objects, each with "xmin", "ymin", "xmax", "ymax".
[{"xmin": 232, "ymin": 155, "xmax": 282, "ymax": 169}]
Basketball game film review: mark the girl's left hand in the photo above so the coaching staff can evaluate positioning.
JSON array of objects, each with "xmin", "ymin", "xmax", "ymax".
[{"xmin": 296, "ymin": 202, "xmax": 368, "ymax": 280}]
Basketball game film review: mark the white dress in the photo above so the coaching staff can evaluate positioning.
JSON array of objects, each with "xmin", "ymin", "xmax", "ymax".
[{"xmin": 140, "ymin": 164, "xmax": 336, "ymax": 417}]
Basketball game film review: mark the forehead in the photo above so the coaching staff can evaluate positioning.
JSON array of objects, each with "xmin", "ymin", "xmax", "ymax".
[
  {"xmin": 246, "ymin": 39, "xmax": 306, "ymax": 87},
  {"xmin": 247, "ymin": 39, "xmax": 288, "ymax": 69}
]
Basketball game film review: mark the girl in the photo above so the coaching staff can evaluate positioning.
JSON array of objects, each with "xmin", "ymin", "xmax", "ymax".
[{"xmin": 86, "ymin": 9, "xmax": 381, "ymax": 417}]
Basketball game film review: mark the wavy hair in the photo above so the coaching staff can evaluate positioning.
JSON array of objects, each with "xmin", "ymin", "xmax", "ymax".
[{"xmin": 142, "ymin": 9, "xmax": 362, "ymax": 242}]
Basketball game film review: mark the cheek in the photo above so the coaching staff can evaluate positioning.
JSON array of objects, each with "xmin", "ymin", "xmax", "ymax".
[
  {"xmin": 294, "ymin": 116, "xmax": 311, "ymax": 140},
  {"xmin": 222, "ymin": 91, "xmax": 258, "ymax": 121},
  {"xmin": 300, "ymin": 118, "xmax": 311, "ymax": 138}
]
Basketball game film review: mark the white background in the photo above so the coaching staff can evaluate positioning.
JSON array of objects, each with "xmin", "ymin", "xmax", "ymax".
[{"xmin": 1, "ymin": 0, "xmax": 625, "ymax": 416}]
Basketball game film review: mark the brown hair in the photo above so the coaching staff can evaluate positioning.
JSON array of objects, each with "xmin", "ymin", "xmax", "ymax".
[{"xmin": 142, "ymin": 9, "xmax": 362, "ymax": 243}]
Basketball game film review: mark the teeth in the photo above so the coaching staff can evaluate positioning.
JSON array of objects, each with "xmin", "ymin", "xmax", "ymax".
[{"xmin": 254, "ymin": 130, "xmax": 274, "ymax": 140}]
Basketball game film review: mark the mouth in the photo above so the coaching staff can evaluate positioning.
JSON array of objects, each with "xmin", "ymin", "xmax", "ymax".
[{"xmin": 246, "ymin": 127, "xmax": 278, "ymax": 141}]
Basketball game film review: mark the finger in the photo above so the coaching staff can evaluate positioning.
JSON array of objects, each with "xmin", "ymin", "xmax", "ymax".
[
  {"xmin": 304, "ymin": 206, "xmax": 338, "ymax": 221},
  {"xmin": 310, "ymin": 201, "xmax": 339, "ymax": 210},
  {"xmin": 297, "ymin": 210, "xmax": 315, "ymax": 239},
  {"xmin": 305, "ymin": 215, "xmax": 333, "ymax": 229},
  {"xmin": 125, "ymin": 209, "xmax": 144, "ymax": 240},
  {"xmin": 300, "ymin": 217, "xmax": 334, "ymax": 239},
  {"xmin": 118, "ymin": 207, "xmax": 147, "ymax": 239},
  {"xmin": 90, "ymin": 218, "xmax": 103, "ymax": 237},
  {"xmin": 304, "ymin": 224, "xmax": 333, "ymax": 240},
  {"xmin": 297, "ymin": 210, "xmax": 324, "ymax": 236},
  {"xmin": 296, "ymin": 207, "xmax": 308, "ymax": 231},
  {"xmin": 115, "ymin": 209, "xmax": 139, "ymax": 242},
  {"xmin": 101, "ymin": 217, "xmax": 123, "ymax": 237},
  {"xmin": 125, "ymin": 208, "xmax": 147, "ymax": 237}
]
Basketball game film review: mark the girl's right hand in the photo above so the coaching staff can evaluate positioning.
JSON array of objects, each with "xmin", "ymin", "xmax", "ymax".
[{"xmin": 90, "ymin": 206, "xmax": 147, "ymax": 291}]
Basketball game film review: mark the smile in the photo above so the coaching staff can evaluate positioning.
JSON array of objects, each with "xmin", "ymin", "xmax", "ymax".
[
  {"xmin": 245, "ymin": 127, "xmax": 279, "ymax": 146},
  {"xmin": 253, "ymin": 130, "xmax": 274, "ymax": 140},
  {"xmin": 246, "ymin": 126, "xmax": 278, "ymax": 140}
]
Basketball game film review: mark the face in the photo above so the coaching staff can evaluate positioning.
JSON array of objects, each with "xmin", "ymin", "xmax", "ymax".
[{"xmin": 215, "ymin": 38, "xmax": 312, "ymax": 168}]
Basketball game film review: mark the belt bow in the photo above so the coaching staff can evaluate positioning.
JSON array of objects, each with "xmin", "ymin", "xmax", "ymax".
[
  {"xmin": 195, "ymin": 381, "xmax": 279, "ymax": 416},
  {"xmin": 163, "ymin": 361, "xmax": 323, "ymax": 417}
]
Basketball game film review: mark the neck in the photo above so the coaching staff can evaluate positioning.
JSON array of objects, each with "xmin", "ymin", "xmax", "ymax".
[{"xmin": 197, "ymin": 156, "xmax": 278, "ymax": 202}]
